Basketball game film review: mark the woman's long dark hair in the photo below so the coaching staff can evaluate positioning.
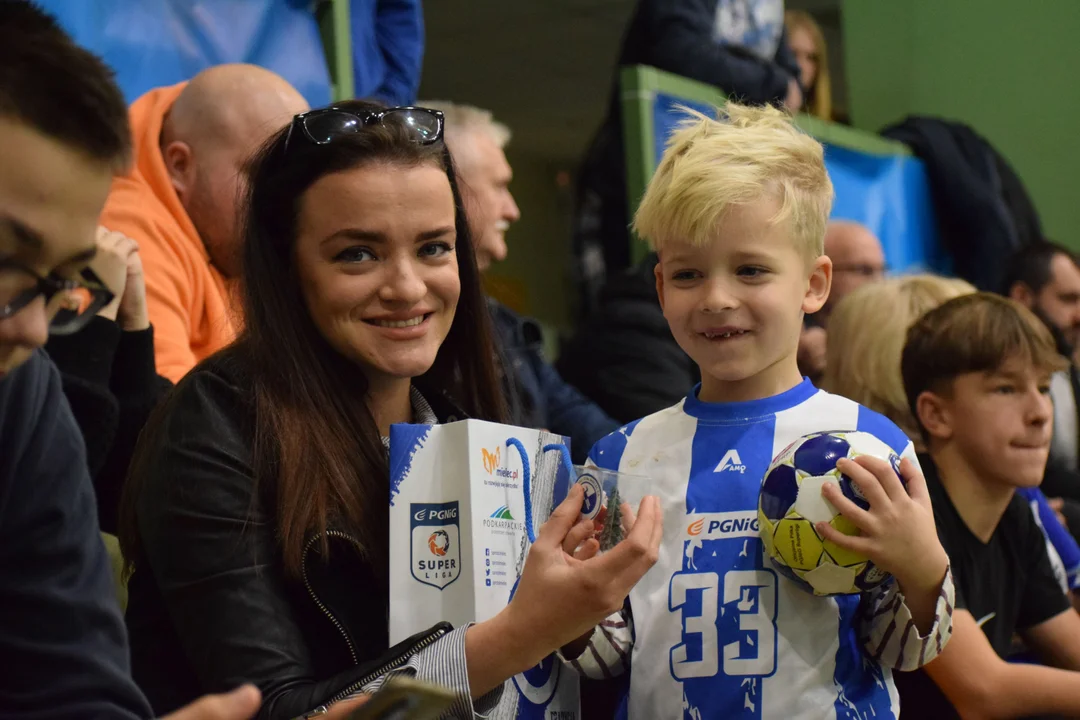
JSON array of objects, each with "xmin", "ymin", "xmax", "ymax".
[{"xmin": 120, "ymin": 100, "xmax": 505, "ymax": 580}]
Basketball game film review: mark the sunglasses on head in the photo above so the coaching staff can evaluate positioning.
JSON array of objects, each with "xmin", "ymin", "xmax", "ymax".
[{"xmin": 283, "ymin": 106, "xmax": 444, "ymax": 152}]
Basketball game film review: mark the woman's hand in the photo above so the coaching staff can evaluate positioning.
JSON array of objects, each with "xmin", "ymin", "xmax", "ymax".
[{"xmin": 464, "ymin": 485, "xmax": 662, "ymax": 696}]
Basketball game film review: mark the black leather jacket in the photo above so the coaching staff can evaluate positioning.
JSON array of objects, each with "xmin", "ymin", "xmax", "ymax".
[{"xmin": 124, "ymin": 349, "xmax": 462, "ymax": 719}]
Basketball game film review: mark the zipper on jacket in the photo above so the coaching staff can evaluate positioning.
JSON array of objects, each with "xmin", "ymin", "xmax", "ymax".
[
  {"xmin": 325, "ymin": 623, "xmax": 450, "ymax": 706},
  {"xmin": 301, "ymin": 530, "xmax": 362, "ymax": 666}
]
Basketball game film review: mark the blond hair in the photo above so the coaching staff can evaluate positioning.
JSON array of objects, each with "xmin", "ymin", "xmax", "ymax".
[
  {"xmin": 420, "ymin": 100, "xmax": 511, "ymax": 150},
  {"xmin": 633, "ymin": 102, "xmax": 833, "ymax": 259},
  {"xmin": 822, "ymin": 274, "xmax": 976, "ymax": 442},
  {"xmin": 784, "ymin": 10, "xmax": 833, "ymax": 121}
]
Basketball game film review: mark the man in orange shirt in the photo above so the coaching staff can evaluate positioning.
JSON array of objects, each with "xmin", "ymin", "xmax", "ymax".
[{"xmin": 100, "ymin": 64, "xmax": 308, "ymax": 382}]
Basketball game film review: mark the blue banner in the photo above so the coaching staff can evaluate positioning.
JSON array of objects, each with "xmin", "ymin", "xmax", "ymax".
[
  {"xmin": 37, "ymin": 0, "xmax": 332, "ymax": 108},
  {"xmin": 652, "ymin": 92, "xmax": 948, "ymax": 275}
]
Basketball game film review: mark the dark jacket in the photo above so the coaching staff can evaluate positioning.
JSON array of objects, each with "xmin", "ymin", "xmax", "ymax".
[
  {"xmin": 0, "ymin": 351, "xmax": 152, "ymax": 719},
  {"xmin": 124, "ymin": 349, "xmax": 477, "ymax": 719},
  {"xmin": 557, "ymin": 254, "xmax": 698, "ymax": 424},
  {"xmin": 881, "ymin": 116, "xmax": 1042, "ymax": 292},
  {"xmin": 489, "ymin": 299, "xmax": 619, "ymax": 462},
  {"xmin": 45, "ymin": 317, "xmax": 172, "ymax": 534},
  {"xmin": 573, "ymin": 0, "xmax": 800, "ymax": 313}
]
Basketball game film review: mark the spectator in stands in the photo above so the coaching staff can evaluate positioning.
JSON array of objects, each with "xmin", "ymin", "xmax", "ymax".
[
  {"xmin": 1005, "ymin": 241, "xmax": 1080, "ymax": 471},
  {"xmin": 798, "ymin": 220, "xmax": 886, "ymax": 381},
  {"xmin": 784, "ymin": 9, "xmax": 832, "ymax": 121},
  {"xmin": 425, "ymin": 101, "xmax": 619, "ymax": 462},
  {"xmin": 44, "ymin": 227, "xmax": 172, "ymax": 534},
  {"xmin": 119, "ymin": 100, "xmax": 661, "ymax": 719},
  {"xmin": 895, "ymin": 293, "xmax": 1080, "ymax": 718},
  {"xmin": 350, "ymin": 0, "xmax": 425, "ymax": 106},
  {"xmin": 557, "ymin": 219, "xmax": 879, "ymax": 423},
  {"xmin": 573, "ymin": 0, "xmax": 803, "ymax": 315},
  {"xmin": 1001, "ymin": 241, "xmax": 1080, "ymax": 535},
  {"xmin": 100, "ymin": 64, "xmax": 308, "ymax": 382},
  {"xmin": 822, "ymin": 274, "xmax": 974, "ymax": 440},
  {"xmin": 0, "ymin": 2, "xmax": 266, "ymax": 717}
]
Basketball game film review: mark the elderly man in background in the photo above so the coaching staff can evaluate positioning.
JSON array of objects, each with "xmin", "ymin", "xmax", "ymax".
[
  {"xmin": 425, "ymin": 101, "xmax": 619, "ymax": 463},
  {"xmin": 798, "ymin": 220, "xmax": 886, "ymax": 381},
  {"xmin": 100, "ymin": 64, "xmax": 308, "ymax": 382}
]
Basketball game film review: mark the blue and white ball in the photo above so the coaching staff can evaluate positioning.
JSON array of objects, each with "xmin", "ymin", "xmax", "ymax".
[{"xmin": 757, "ymin": 431, "xmax": 904, "ymax": 596}]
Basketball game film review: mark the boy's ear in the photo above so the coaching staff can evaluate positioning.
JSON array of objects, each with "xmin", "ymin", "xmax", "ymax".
[
  {"xmin": 654, "ymin": 260, "xmax": 666, "ymax": 313},
  {"xmin": 916, "ymin": 390, "xmax": 953, "ymax": 441},
  {"xmin": 802, "ymin": 254, "xmax": 832, "ymax": 314}
]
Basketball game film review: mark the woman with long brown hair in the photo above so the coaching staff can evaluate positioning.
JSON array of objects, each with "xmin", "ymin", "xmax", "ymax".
[{"xmin": 119, "ymin": 100, "xmax": 661, "ymax": 720}]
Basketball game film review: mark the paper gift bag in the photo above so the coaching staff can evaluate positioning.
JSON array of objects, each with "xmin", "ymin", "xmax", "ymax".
[{"xmin": 389, "ymin": 419, "xmax": 581, "ymax": 719}]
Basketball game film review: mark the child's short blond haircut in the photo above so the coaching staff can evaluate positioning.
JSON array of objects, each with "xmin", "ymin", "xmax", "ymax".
[{"xmin": 633, "ymin": 102, "xmax": 833, "ymax": 259}]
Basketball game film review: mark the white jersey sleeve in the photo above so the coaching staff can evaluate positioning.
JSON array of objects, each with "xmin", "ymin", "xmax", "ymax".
[
  {"xmin": 557, "ymin": 609, "xmax": 633, "ymax": 680},
  {"xmin": 859, "ymin": 564, "xmax": 956, "ymax": 671}
]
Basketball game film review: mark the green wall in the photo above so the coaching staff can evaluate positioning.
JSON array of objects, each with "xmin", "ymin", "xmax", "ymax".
[
  {"xmin": 842, "ymin": 0, "xmax": 1080, "ymax": 250},
  {"xmin": 483, "ymin": 149, "xmax": 575, "ymax": 349}
]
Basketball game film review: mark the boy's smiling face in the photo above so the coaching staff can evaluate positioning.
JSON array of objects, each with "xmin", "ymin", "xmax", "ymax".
[{"xmin": 655, "ymin": 194, "xmax": 831, "ymax": 403}]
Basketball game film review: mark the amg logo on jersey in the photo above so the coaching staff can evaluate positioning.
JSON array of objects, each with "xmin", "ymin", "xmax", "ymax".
[{"xmin": 714, "ymin": 449, "xmax": 746, "ymax": 473}]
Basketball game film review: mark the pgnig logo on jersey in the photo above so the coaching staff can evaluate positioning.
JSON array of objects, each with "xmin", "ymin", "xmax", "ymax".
[
  {"xmin": 411, "ymin": 501, "xmax": 460, "ymax": 590},
  {"xmin": 577, "ymin": 472, "xmax": 604, "ymax": 521},
  {"xmin": 686, "ymin": 512, "xmax": 760, "ymax": 539}
]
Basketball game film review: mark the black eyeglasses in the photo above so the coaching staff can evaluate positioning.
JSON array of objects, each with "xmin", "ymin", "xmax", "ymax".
[
  {"xmin": 832, "ymin": 263, "xmax": 888, "ymax": 278},
  {"xmin": 283, "ymin": 106, "xmax": 444, "ymax": 153},
  {"xmin": 0, "ymin": 262, "xmax": 115, "ymax": 336}
]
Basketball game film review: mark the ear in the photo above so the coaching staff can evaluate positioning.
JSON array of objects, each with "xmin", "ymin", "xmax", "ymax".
[
  {"xmin": 915, "ymin": 390, "xmax": 953, "ymax": 442},
  {"xmin": 1009, "ymin": 282, "xmax": 1035, "ymax": 309},
  {"xmin": 162, "ymin": 140, "xmax": 195, "ymax": 201},
  {"xmin": 654, "ymin": 258, "xmax": 666, "ymax": 313},
  {"xmin": 802, "ymin": 254, "xmax": 832, "ymax": 314}
]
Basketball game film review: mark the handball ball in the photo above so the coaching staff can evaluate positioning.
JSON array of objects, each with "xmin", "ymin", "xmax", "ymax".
[{"xmin": 757, "ymin": 431, "xmax": 905, "ymax": 596}]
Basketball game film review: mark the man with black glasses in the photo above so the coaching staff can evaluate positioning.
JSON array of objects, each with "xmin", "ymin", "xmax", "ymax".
[
  {"xmin": 797, "ymin": 220, "xmax": 887, "ymax": 381},
  {"xmin": 0, "ymin": 2, "xmax": 267, "ymax": 717}
]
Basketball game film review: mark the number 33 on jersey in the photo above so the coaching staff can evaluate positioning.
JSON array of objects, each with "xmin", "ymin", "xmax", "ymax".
[{"xmin": 581, "ymin": 382, "xmax": 918, "ymax": 720}]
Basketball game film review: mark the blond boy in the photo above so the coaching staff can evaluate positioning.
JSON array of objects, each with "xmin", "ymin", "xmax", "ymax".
[{"xmin": 565, "ymin": 104, "xmax": 955, "ymax": 718}]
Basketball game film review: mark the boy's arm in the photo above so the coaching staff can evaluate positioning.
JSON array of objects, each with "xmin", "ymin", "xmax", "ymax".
[
  {"xmin": 557, "ymin": 610, "xmax": 633, "ymax": 680},
  {"xmin": 859, "ymin": 564, "xmax": 955, "ymax": 671},
  {"xmin": 923, "ymin": 609, "xmax": 1080, "ymax": 718},
  {"xmin": 1023, "ymin": 608, "xmax": 1080, "ymax": 671}
]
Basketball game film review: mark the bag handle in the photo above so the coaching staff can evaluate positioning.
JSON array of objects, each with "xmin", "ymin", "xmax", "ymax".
[{"xmin": 505, "ymin": 439, "xmax": 576, "ymax": 544}]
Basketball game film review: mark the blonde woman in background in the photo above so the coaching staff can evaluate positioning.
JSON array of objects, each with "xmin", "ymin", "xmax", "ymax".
[
  {"xmin": 785, "ymin": 10, "xmax": 833, "ymax": 121},
  {"xmin": 822, "ymin": 274, "xmax": 975, "ymax": 444}
]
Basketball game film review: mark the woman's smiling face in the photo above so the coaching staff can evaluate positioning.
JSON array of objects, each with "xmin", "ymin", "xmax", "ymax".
[{"xmin": 294, "ymin": 161, "xmax": 460, "ymax": 384}]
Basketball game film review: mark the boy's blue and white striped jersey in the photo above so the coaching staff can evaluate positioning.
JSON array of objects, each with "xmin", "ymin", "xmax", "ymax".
[{"xmin": 575, "ymin": 380, "xmax": 955, "ymax": 720}]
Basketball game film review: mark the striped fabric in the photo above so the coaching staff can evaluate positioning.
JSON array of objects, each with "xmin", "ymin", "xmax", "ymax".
[
  {"xmin": 380, "ymin": 386, "xmax": 439, "ymax": 451},
  {"xmin": 861, "ymin": 566, "xmax": 955, "ymax": 672},
  {"xmin": 346, "ymin": 625, "xmax": 502, "ymax": 718}
]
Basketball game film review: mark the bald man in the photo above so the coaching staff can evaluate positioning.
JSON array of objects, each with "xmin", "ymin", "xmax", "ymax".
[
  {"xmin": 798, "ymin": 220, "xmax": 886, "ymax": 380},
  {"xmin": 100, "ymin": 64, "xmax": 308, "ymax": 382}
]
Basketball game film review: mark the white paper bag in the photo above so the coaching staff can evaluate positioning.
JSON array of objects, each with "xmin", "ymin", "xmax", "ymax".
[{"xmin": 389, "ymin": 419, "xmax": 581, "ymax": 719}]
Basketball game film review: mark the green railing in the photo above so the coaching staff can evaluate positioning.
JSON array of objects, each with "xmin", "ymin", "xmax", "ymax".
[
  {"xmin": 316, "ymin": 0, "xmax": 355, "ymax": 102},
  {"xmin": 620, "ymin": 65, "xmax": 912, "ymax": 263}
]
